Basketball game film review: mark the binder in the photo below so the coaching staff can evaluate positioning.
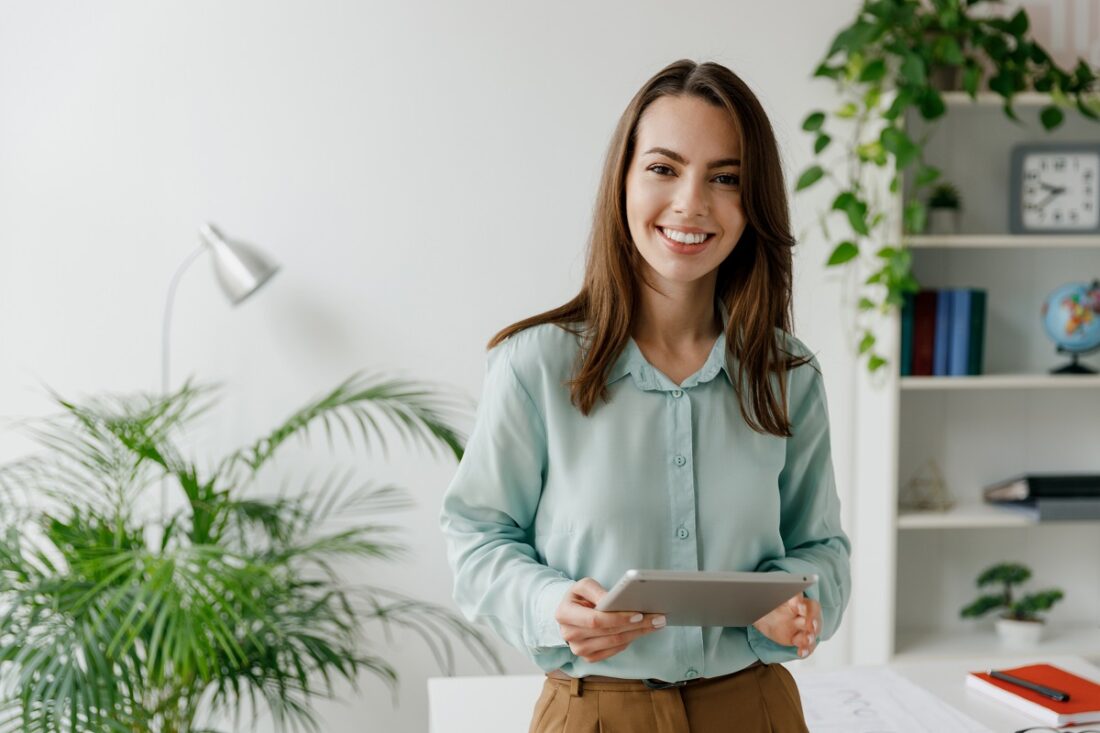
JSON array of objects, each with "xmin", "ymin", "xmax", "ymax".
[
  {"xmin": 984, "ymin": 474, "xmax": 1100, "ymax": 501},
  {"xmin": 933, "ymin": 289, "xmax": 952, "ymax": 376}
]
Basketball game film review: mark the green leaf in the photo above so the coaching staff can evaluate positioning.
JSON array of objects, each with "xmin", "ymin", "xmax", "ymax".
[
  {"xmin": 934, "ymin": 36, "xmax": 965, "ymax": 65},
  {"xmin": 881, "ymin": 127, "xmax": 919, "ymax": 169},
  {"xmin": 1009, "ymin": 8, "xmax": 1028, "ymax": 35},
  {"xmin": 918, "ymin": 88, "xmax": 946, "ymax": 120},
  {"xmin": 899, "ymin": 53, "xmax": 926, "ymax": 86},
  {"xmin": 795, "ymin": 165, "xmax": 825, "ymax": 191},
  {"xmin": 1039, "ymin": 105, "xmax": 1064, "ymax": 130},
  {"xmin": 836, "ymin": 102, "xmax": 859, "ymax": 119},
  {"xmin": 814, "ymin": 133, "xmax": 831, "ymax": 154},
  {"xmin": 858, "ymin": 297, "xmax": 876, "ymax": 311},
  {"xmin": 802, "ymin": 111, "xmax": 826, "ymax": 132},
  {"xmin": 904, "ymin": 199, "xmax": 927, "ymax": 234},
  {"xmin": 826, "ymin": 241, "xmax": 859, "ymax": 266},
  {"xmin": 963, "ymin": 64, "xmax": 981, "ymax": 97},
  {"xmin": 859, "ymin": 58, "xmax": 887, "ymax": 83},
  {"xmin": 916, "ymin": 165, "xmax": 941, "ymax": 186},
  {"xmin": 867, "ymin": 354, "xmax": 887, "ymax": 372},
  {"xmin": 883, "ymin": 89, "xmax": 913, "ymax": 121},
  {"xmin": 858, "ymin": 331, "xmax": 876, "ymax": 354}
]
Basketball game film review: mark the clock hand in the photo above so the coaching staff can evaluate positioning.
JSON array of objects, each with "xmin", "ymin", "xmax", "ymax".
[
  {"xmin": 1033, "ymin": 190, "xmax": 1062, "ymax": 209},
  {"xmin": 1039, "ymin": 181, "xmax": 1067, "ymax": 194}
]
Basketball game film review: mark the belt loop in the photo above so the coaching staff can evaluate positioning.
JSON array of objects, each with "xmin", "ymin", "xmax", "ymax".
[{"xmin": 570, "ymin": 676, "xmax": 583, "ymax": 697}]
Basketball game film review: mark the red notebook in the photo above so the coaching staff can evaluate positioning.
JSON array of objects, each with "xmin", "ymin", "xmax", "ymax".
[{"xmin": 967, "ymin": 664, "xmax": 1100, "ymax": 726}]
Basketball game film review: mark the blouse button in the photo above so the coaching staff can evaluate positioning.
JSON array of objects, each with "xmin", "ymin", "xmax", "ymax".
[
  {"xmin": 685, "ymin": 668, "xmax": 699, "ymax": 678},
  {"xmin": 676, "ymin": 527, "xmax": 690, "ymax": 539},
  {"xmin": 673, "ymin": 454, "xmax": 687, "ymax": 467},
  {"xmin": 671, "ymin": 389, "xmax": 683, "ymax": 398}
]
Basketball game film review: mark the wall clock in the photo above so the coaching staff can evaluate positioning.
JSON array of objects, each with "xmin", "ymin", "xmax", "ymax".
[{"xmin": 1010, "ymin": 143, "xmax": 1100, "ymax": 234}]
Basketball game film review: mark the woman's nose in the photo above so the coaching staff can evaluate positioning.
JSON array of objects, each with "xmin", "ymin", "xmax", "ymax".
[{"xmin": 672, "ymin": 177, "xmax": 709, "ymax": 217}]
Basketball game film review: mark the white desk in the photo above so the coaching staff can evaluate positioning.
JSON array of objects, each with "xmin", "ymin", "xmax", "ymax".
[{"xmin": 429, "ymin": 655, "xmax": 1100, "ymax": 732}]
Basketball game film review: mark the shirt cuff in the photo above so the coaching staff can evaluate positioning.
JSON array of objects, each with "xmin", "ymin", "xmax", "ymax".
[
  {"xmin": 746, "ymin": 624, "xmax": 802, "ymax": 664},
  {"xmin": 527, "ymin": 577, "xmax": 575, "ymax": 650}
]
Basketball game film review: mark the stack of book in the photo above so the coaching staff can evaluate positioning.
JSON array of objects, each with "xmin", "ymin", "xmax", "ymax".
[
  {"xmin": 899, "ymin": 288, "xmax": 987, "ymax": 377},
  {"xmin": 984, "ymin": 473, "xmax": 1100, "ymax": 521}
]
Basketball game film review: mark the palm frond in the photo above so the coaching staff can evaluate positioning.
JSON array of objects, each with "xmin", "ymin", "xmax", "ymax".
[{"xmin": 217, "ymin": 371, "xmax": 470, "ymax": 479}]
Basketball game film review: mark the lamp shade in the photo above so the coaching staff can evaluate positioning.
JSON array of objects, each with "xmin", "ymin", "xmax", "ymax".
[{"xmin": 199, "ymin": 223, "xmax": 280, "ymax": 305}]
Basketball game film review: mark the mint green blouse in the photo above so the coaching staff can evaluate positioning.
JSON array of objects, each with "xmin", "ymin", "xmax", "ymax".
[{"xmin": 439, "ymin": 315, "xmax": 851, "ymax": 682}]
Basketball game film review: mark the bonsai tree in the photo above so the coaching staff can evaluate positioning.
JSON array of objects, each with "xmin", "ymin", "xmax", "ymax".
[
  {"xmin": 797, "ymin": 0, "xmax": 1100, "ymax": 372},
  {"xmin": 960, "ymin": 562, "xmax": 1064, "ymax": 622},
  {"xmin": 927, "ymin": 181, "xmax": 961, "ymax": 210},
  {"xmin": 0, "ymin": 375, "xmax": 500, "ymax": 733}
]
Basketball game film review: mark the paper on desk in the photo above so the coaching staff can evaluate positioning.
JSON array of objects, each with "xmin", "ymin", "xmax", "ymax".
[{"xmin": 792, "ymin": 666, "xmax": 993, "ymax": 733}]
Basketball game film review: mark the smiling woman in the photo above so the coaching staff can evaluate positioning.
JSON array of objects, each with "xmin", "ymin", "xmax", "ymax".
[{"xmin": 440, "ymin": 59, "xmax": 851, "ymax": 733}]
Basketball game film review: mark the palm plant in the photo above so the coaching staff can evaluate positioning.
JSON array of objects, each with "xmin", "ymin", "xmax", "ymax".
[{"xmin": 0, "ymin": 374, "xmax": 501, "ymax": 733}]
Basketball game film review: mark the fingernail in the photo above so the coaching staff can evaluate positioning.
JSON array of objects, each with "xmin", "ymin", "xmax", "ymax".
[
  {"xmin": 808, "ymin": 634, "xmax": 816, "ymax": 645},
  {"xmin": 799, "ymin": 649, "xmax": 808, "ymax": 658},
  {"xmin": 652, "ymin": 616, "xmax": 667, "ymax": 628},
  {"xmin": 813, "ymin": 620, "xmax": 820, "ymax": 633},
  {"xmin": 630, "ymin": 613, "xmax": 643, "ymax": 623}
]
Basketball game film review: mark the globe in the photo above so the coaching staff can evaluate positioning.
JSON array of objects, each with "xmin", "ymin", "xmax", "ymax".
[{"xmin": 1040, "ymin": 279, "xmax": 1100, "ymax": 374}]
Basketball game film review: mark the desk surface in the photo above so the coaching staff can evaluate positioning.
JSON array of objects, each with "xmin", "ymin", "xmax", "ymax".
[{"xmin": 429, "ymin": 655, "xmax": 1100, "ymax": 733}]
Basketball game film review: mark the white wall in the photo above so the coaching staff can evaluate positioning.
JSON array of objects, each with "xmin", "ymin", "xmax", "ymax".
[{"xmin": 0, "ymin": 2, "xmax": 863, "ymax": 731}]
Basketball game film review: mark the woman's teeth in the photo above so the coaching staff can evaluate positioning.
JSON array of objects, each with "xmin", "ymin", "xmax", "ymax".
[{"xmin": 659, "ymin": 227, "xmax": 711, "ymax": 245}]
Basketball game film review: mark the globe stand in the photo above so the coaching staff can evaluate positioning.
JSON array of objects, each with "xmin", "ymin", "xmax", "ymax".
[{"xmin": 1050, "ymin": 345, "xmax": 1099, "ymax": 375}]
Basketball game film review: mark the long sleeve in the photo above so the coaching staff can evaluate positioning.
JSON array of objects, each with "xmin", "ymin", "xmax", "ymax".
[
  {"xmin": 439, "ymin": 341, "xmax": 576, "ymax": 664},
  {"xmin": 747, "ymin": 356, "xmax": 852, "ymax": 662}
]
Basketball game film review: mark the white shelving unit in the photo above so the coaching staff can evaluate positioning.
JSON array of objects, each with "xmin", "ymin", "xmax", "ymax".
[{"xmin": 849, "ymin": 94, "xmax": 1100, "ymax": 666}]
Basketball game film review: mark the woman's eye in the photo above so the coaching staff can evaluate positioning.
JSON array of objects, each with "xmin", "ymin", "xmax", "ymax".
[
  {"xmin": 648, "ymin": 164, "xmax": 674, "ymax": 175},
  {"xmin": 715, "ymin": 174, "xmax": 740, "ymax": 186}
]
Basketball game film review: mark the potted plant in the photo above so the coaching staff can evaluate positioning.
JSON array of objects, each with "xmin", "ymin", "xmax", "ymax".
[
  {"xmin": 0, "ymin": 375, "xmax": 501, "ymax": 732},
  {"xmin": 926, "ymin": 181, "xmax": 962, "ymax": 234},
  {"xmin": 960, "ymin": 562, "xmax": 1064, "ymax": 646},
  {"xmin": 796, "ymin": 0, "xmax": 1100, "ymax": 372}
]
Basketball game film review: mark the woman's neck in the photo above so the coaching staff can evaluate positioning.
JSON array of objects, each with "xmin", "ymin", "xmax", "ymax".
[{"xmin": 631, "ymin": 274, "xmax": 722, "ymax": 352}]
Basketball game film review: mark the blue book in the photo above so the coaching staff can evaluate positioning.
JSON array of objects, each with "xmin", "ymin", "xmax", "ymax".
[
  {"xmin": 933, "ymin": 289, "xmax": 952, "ymax": 376},
  {"xmin": 948, "ymin": 289, "xmax": 972, "ymax": 376}
]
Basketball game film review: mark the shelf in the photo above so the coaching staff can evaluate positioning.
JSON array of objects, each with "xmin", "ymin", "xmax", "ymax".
[
  {"xmin": 905, "ymin": 234, "xmax": 1100, "ymax": 248},
  {"xmin": 901, "ymin": 374, "xmax": 1100, "ymax": 390},
  {"xmin": 894, "ymin": 624, "xmax": 1100, "ymax": 662},
  {"xmin": 897, "ymin": 503, "xmax": 1032, "ymax": 530},
  {"xmin": 939, "ymin": 91, "xmax": 1059, "ymax": 108}
]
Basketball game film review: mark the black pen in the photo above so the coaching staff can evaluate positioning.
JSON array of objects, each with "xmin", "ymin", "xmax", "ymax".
[{"xmin": 989, "ymin": 670, "xmax": 1071, "ymax": 702}]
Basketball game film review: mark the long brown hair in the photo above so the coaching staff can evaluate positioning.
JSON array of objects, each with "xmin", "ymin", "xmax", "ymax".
[{"xmin": 488, "ymin": 59, "xmax": 812, "ymax": 437}]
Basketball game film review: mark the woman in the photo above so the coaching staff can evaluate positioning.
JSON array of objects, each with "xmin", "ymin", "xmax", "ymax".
[{"xmin": 440, "ymin": 59, "xmax": 851, "ymax": 732}]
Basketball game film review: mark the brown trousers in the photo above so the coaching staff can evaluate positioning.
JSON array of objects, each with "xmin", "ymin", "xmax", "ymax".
[{"xmin": 528, "ymin": 664, "xmax": 809, "ymax": 733}]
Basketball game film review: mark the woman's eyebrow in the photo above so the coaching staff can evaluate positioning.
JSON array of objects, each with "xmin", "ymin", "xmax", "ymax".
[{"xmin": 643, "ymin": 147, "xmax": 740, "ymax": 169}]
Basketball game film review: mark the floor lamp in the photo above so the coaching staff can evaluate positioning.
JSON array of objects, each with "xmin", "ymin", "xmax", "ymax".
[{"xmin": 160, "ymin": 222, "xmax": 280, "ymax": 518}]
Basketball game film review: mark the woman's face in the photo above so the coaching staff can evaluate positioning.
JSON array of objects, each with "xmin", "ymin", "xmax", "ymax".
[{"xmin": 624, "ymin": 94, "xmax": 746, "ymax": 291}]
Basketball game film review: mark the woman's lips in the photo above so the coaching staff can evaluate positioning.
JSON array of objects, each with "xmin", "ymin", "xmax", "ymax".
[{"xmin": 656, "ymin": 226, "xmax": 714, "ymax": 255}]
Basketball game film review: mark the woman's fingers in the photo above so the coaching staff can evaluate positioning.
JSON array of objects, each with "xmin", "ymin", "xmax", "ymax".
[{"xmin": 570, "ymin": 625, "xmax": 658, "ymax": 662}]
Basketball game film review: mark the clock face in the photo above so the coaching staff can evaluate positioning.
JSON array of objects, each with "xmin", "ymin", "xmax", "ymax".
[{"xmin": 1021, "ymin": 151, "xmax": 1100, "ymax": 230}]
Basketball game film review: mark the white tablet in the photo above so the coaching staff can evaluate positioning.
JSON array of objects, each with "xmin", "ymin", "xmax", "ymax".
[{"xmin": 593, "ymin": 569, "xmax": 817, "ymax": 627}]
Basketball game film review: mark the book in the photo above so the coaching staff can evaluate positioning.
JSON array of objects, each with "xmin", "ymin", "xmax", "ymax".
[
  {"xmin": 967, "ymin": 289, "xmax": 986, "ymax": 376},
  {"xmin": 912, "ymin": 290, "xmax": 938, "ymax": 376},
  {"xmin": 933, "ymin": 289, "xmax": 953, "ymax": 376},
  {"xmin": 948, "ymin": 289, "xmax": 971, "ymax": 376},
  {"xmin": 900, "ymin": 292, "xmax": 915, "ymax": 377},
  {"xmin": 967, "ymin": 664, "xmax": 1100, "ymax": 726},
  {"xmin": 984, "ymin": 474, "xmax": 1100, "ymax": 501},
  {"xmin": 991, "ymin": 497, "xmax": 1100, "ymax": 521}
]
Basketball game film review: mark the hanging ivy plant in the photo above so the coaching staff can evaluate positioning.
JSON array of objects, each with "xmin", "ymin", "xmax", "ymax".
[{"xmin": 799, "ymin": 0, "xmax": 1099, "ymax": 372}]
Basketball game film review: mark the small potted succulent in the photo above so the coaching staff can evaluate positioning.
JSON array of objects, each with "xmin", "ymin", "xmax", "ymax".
[
  {"xmin": 960, "ymin": 562, "xmax": 1064, "ymax": 646},
  {"xmin": 926, "ymin": 181, "xmax": 962, "ymax": 234}
]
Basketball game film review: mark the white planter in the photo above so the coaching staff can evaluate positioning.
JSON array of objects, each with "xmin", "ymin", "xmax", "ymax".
[
  {"xmin": 926, "ymin": 208, "xmax": 961, "ymax": 235},
  {"xmin": 995, "ymin": 617, "xmax": 1045, "ymax": 647}
]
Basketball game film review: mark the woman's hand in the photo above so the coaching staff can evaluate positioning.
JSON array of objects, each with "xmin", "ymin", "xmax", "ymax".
[
  {"xmin": 751, "ymin": 594, "xmax": 821, "ymax": 659},
  {"xmin": 555, "ymin": 577, "xmax": 667, "ymax": 663}
]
